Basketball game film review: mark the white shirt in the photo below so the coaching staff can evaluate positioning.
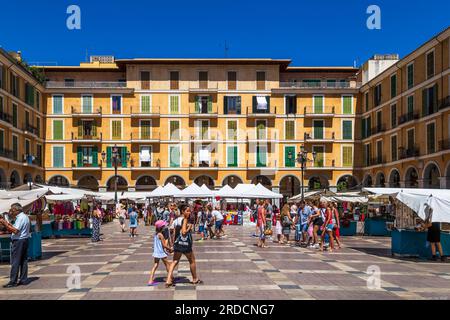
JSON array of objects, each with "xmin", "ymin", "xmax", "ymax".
[
  {"xmin": 212, "ymin": 210, "xmax": 224, "ymax": 221},
  {"xmin": 12, "ymin": 212, "xmax": 30, "ymax": 241}
]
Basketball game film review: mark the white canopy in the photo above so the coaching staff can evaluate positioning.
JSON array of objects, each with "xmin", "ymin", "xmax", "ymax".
[
  {"xmin": 153, "ymin": 183, "xmax": 183, "ymax": 197},
  {"xmin": 247, "ymin": 183, "xmax": 283, "ymax": 199},
  {"xmin": 396, "ymin": 191, "xmax": 450, "ymax": 223},
  {"xmin": 175, "ymin": 183, "xmax": 213, "ymax": 198},
  {"xmin": 45, "ymin": 194, "xmax": 84, "ymax": 202},
  {"xmin": 215, "ymin": 185, "xmax": 235, "ymax": 197},
  {"xmin": 289, "ymin": 190, "xmax": 328, "ymax": 201}
]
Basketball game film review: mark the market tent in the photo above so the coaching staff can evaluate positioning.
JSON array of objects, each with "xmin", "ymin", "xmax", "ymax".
[
  {"xmin": 289, "ymin": 190, "xmax": 332, "ymax": 202},
  {"xmin": 396, "ymin": 191, "xmax": 450, "ymax": 223},
  {"xmin": 0, "ymin": 197, "xmax": 42, "ymax": 213},
  {"xmin": 0, "ymin": 188, "xmax": 48, "ymax": 200},
  {"xmin": 321, "ymin": 195, "xmax": 368, "ymax": 203},
  {"xmin": 200, "ymin": 184, "xmax": 214, "ymax": 195},
  {"xmin": 45, "ymin": 194, "xmax": 84, "ymax": 202},
  {"xmin": 232, "ymin": 184, "xmax": 257, "ymax": 198},
  {"xmin": 215, "ymin": 185, "xmax": 235, "ymax": 197},
  {"xmin": 175, "ymin": 183, "xmax": 213, "ymax": 198},
  {"xmin": 246, "ymin": 183, "xmax": 283, "ymax": 199},
  {"xmin": 159, "ymin": 183, "xmax": 183, "ymax": 197},
  {"xmin": 148, "ymin": 186, "xmax": 165, "ymax": 198}
]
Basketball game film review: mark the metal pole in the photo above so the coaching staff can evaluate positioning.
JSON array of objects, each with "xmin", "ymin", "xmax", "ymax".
[
  {"xmin": 114, "ymin": 157, "xmax": 118, "ymax": 204},
  {"xmin": 301, "ymin": 161, "xmax": 304, "ymax": 202}
]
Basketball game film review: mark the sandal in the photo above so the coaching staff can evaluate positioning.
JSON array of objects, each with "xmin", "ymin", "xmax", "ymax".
[
  {"xmin": 165, "ymin": 282, "xmax": 175, "ymax": 288},
  {"xmin": 191, "ymin": 279, "xmax": 203, "ymax": 285}
]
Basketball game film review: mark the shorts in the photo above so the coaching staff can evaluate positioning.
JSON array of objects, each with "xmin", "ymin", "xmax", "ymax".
[
  {"xmin": 215, "ymin": 220, "xmax": 223, "ymax": 230},
  {"xmin": 301, "ymin": 223, "xmax": 309, "ymax": 233},
  {"xmin": 199, "ymin": 225, "xmax": 205, "ymax": 233},
  {"xmin": 313, "ymin": 218, "xmax": 324, "ymax": 226},
  {"xmin": 326, "ymin": 223, "xmax": 335, "ymax": 232},
  {"xmin": 295, "ymin": 224, "xmax": 302, "ymax": 241},
  {"xmin": 119, "ymin": 217, "xmax": 125, "ymax": 225}
]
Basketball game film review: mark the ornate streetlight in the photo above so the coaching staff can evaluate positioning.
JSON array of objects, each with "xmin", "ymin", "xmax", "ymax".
[
  {"xmin": 288, "ymin": 145, "xmax": 316, "ymax": 202},
  {"xmin": 102, "ymin": 145, "xmax": 131, "ymax": 203}
]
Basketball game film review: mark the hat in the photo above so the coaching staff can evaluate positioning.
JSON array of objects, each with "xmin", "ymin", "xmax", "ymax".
[{"xmin": 155, "ymin": 220, "xmax": 167, "ymax": 229}]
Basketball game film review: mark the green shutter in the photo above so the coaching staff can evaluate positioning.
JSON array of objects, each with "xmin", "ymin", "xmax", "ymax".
[
  {"xmin": 77, "ymin": 147, "xmax": 83, "ymax": 167},
  {"xmin": 228, "ymin": 121, "xmax": 237, "ymax": 140},
  {"xmin": 195, "ymin": 96, "xmax": 200, "ymax": 113},
  {"xmin": 361, "ymin": 118, "xmax": 367, "ymax": 139},
  {"xmin": 112, "ymin": 121, "xmax": 121, "ymax": 139},
  {"xmin": 53, "ymin": 120, "xmax": 63, "ymax": 140},
  {"xmin": 53, "ymin": 146, "xmax": 63, "ymax": 168},
  {"xmin": 208, "ymin": 96, "xmax": 212, "ymax": 113},
  {"xmin": 408, "ymin": 96, "xmax": 414, "ymax": 115},
  {"xmin": 314, "ymin": 96, "xmax": 323, "ymax": 113},
  {"xmin": 170, "ymin": 95, "xmax": 179, "ymax": 114},
  {"xmin": 121, "ymin": 147, "xmax": 127, "ymax": 168},
  {"xmin": 170, "ymin": 146, "xmax": 180, "ymax": 167},
  {"xmin": 141, "ymin": 121, "xmax": 151, "ymax": 139},
  {"xmin": 141, "ymin": 95, "xmax": 150, "ymax": 113},
  {"xmin": 285, "ymin": 146, "xmax": 295, "ymax": 167},
  {"xmin": 223, "ymin": 96, "xmax": 228, "ymax": 114},
  {"xmin": 92, "ymin": 123, "xmax": 97, "ymax": 137},
  {"xmin": 82, "ymin": 96, "xmax": 92, "ymax": 113},
  {"xmin": 343, "ymin": 146, "xmax": 353, "ymax": 167},
  {"xmin": 256, "ymin": 145, "xmax": 267, "ymax": 167},
  {"xmin": 170, "ymin": 121, "xmax": 180, "ymax": 139},
  {"xmin": 78, "ymin": 120, "xmax": 83, "ymax": 138},
  {"xmin": 285, "ymin": 121, "xmax": 294, "ymax": 140},
  {"xmin": 343, "ymin": 121, "xmax": 352, "ymax": 140},
  {"xmin": 53, "ymin": 96, "xmax": 62, "ymax": 114},
  {"xmin": 407, "ymin": 64, "xmax": 414, "ymax": 89},
  {"xmin": 343, "ymin": 96, "xmax": 352, "ymax": 114},
  {"xmin": 227, "ymin": 146, "xmax": 238, "ymax": 167},
  {"xmin": 0, "ymin": 130, "xmax": 4, "ymax": 150},
  {"xmin": 313, "ymin": 120, "xmax": 323, "ymax": 139},
  {"xmin": 107, "ymin": 147, "xmax": 112, "ymax": 168},
  {"xmin": 92, "ymin": 146, "xmax": 98, "ymax": 166},
  {"xmin": 313, "ymin": 146, "xmax": 324, "ymax": 167}
]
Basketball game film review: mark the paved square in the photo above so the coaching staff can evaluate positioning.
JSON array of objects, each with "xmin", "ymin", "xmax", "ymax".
[{"xmin": 1, "ymin": 222, "xmax": 450, "ymax": 300}]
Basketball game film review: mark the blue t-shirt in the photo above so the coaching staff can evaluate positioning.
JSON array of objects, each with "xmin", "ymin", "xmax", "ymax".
[
  {"xmin": 299, "ymin": 206, "xmax": 312, "ymax": 225},
  {"xmin": 12, "ymin": 212, "xmax": 30, "ymax": 240},
  {"xmin": 129, "ymin": 211, "xmax": 138, "ymax": 226}
]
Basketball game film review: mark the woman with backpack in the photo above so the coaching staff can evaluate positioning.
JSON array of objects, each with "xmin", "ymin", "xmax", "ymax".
[
  {"xmin": 280, "ymin": 204, "xmax": 293, "ymax": 244},
  {"xmin": 308, "ymin": 200, "xmax": 324, "ymax": 249},
  {"xmin": 165, "ymin": 204, "xmax": 202, "ymax": 288}
]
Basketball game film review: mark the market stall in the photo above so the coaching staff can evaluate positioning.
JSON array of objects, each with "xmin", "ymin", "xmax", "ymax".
[{"xmin": 364, "ymin": 188, "xmax": 450, "ymax": 259}]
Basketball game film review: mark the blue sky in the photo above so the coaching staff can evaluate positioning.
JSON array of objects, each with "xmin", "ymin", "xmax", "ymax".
[{"xmin": 0, "ymin": 0, "xmax": 448, "ymax": 67}]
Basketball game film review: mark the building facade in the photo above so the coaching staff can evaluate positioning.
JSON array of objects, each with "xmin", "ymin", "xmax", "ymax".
[
  {"xmin": 0, "ymin": 26, "xmax": 448, "ymax": 199},
  {"xmin": 0, "ymin": 49, "xmax": 45, "ymax": 189}
]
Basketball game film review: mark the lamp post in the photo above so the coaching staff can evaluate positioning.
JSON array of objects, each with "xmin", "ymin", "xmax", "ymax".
[
  {"xmin": 101, "ymin": 145, "xmax": 131, "ymax": 204},
  {"xmin": 288, "ymin": 145, "xmax": 316, "ymax": 202}
]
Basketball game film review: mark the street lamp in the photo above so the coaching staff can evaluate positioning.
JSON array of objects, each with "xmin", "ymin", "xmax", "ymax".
[
  {"xmin": 101, "ymin": 145, "xmax": 131, "ymax": 204},
  {"xmin": 288, "ymin": 146, "xmax": 316, "ymax": 202}
]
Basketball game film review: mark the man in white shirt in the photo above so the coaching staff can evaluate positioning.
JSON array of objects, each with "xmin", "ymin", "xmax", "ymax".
[
  {"xmin": 212, "ymin": 205, "xmax": 224, "ymax": 238},
  {"xmin": 0, "ymin": 203, "xmax": 31, "ymax": 288}
]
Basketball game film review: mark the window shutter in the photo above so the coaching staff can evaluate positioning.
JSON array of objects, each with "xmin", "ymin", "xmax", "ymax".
[
  {"xmin": 223, "ymin": 96, "xmax": 228, "ymax": 114},
  {"xmin": 252, "ymin": 96, "xmax": 257, "ymax": 113},
  {"xmin": 195, "ymin": 96, "xmax": 200, "ymax": 113},
  {"xmin": 92, "ymin": 146, "xmax": 98, "ymax": 166},
  {"xmin": 285, "ymin": 146, "xmax": 295, "ymax": 167},
  {"xmin": 422, "ymin": 88, "xmax": 428, "ymax": 116},
  {"xmin": 77, "ymin": 147, "xmax": 83, "ymax": 167},
  {"xmin": 433, "ymin": 84, "xmax": 438, "ymax": 112},
  {"xmin": 0, "ymin": 130, "xmax": 4, "ymax": 150},
  {"xmin": 106, "ymin": 147, "xmax": 112, "ymax": 168},
  {"xmin": 141, "ymin": 95, "xmax": 150, "ymax": 113},
  {"xmin": 208, "ymin": 96, "xmax": 212, "ymax": 113},
  {"xmin": 92, "ymin": 123, "xmax": 97, "ymax": 137},
  {"xmin": 236, "ymin": 96, "xmax": 241, "ymax": 114},
  {"xmin": 343, "ymin": 121, "xmax": 352, "ymax": 140},
  {"xmin": 314, "ymin": 121, "xmax": 323, "ymax": 139},
  {"xmin": 343, "ymin": 96, "xmax": 352, "ymax": 114},
  {"xmin": 78, "ymin": 121, "xmax": 83, "ymax": 138},
  {"xmin": 314, "ymin": 96, "xmax": 323, "ymax": 113},
  {"xmin": 121, "ymin": 147, "xmax": 127, "ymax": 168},
  {"xmin": 343, "ymin": 146, "xmax": 352, "ymax": 167},
  {"xmin": 53, "ymin": 120, "xmax": 63, "ymax": 140}
]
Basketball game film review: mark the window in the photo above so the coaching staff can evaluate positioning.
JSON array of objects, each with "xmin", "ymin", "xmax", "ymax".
[
  {"xmin": 197, "ymin": 120, "xmax": 209, "ymax": 139},
  {"xmin": 227, "ymin": 145, "xmax": 238, "ymax": 167},
  {"xmin": 256, "ymin": 145, "xmax": 267, "ymax": 167},
  {"xmin": 313, "ymin": 120, "xmax": 324, "ymax": 139},
  {"xmin": 79, "ymin": 120, "xmax": 96, "ymax": 138},
  {"xmin": 141, "ymin": 95, "xmax": 151, "ymax": 113},
  {"xmin": 376, "ymin": 140, "xmax": 383, "ymax": 163},
  {"xmin": 106, "ymin": 146, "xmax": 128, "ymax": 168},
  {"xmin": 0, "ymin": 129, "xmax": 3, "ymax": 150},
  {"xmin": 256, "ymin": 120, "xmax": 267, "ymax": 140},
  {"xmin": 25, "ymin": 82, "xmax": 35, "ymax": 106},
  {"xmin": 139, "ymin": 146, "xmax": 152, "ymax": 167},
  {"xmin": 140, "ymin": 120, "xmax": 151, "ymax": 139},
  {"xmin": 313, "ymin": 146, "xmax": 324, "ymax": 167},
  {"xmin": 285, "ymin": 146, "xmax": 296, "ymax": 167},
  {"xmin": 53, "ymin": 120, "xmax": 63, "ymax": 140},
  {"xmin": 374, "ymin": 84, "xmax": 382, "ymax": 106},
  {"xmin": 36, "ymin": 144, "xmax": 42, "ymax": 166},
  {"xmin": 342, "ymin": 146, "xmax": 353, "ymax": 167},
  {"xmin": 426, "ymin": 122, "xmax": 436, "ymax": 154},
  {"xmin": 10, "ymin": 74, "xmax": 19, "ymax": 97},
  {"xmin": 313, "ymin": 95, "xmax": 324, "ymax": 113},
  {"xmin": 169, "ymin": 145, "xmax": 181, "ymax": 167},
  {"xmin": 342, "ymin": 120, "xmax": 352, "ymax": 140},
  {"xmin": 365, "ymin": 92, "xmax": 369, "ymax": 111},
  {"xmin": 170, "ymin": 71, "xmax": 179, "ymax": 90},
  {"xmin": 391, "ymin": 135, "xmax": 398, "ymax": 162},
  {"xmin": 12, "ymin": 104, "xmax": 18, "ymax": 128},
  {"xmin": 407, "ymin": 129, "xmax": 415, "ymax": 151},
  {"xmin": 426, "ymin": 51, "xmax": 435, "ymax": 79},
  {"xmin": 52, "ymin": 146, "xmax": 64, "ymax": 168},
  {"xmin": 227, "ymin": 71, "xmax": 237, "ymax": 90},
  {"xmin": 0, "ymin": 95, "xmax": 3, "ymax": 114},
  {"xmin": 111, "ymin": 120, "xmax": 122, "ymax": 140},
  {"xmin": 77, "ymin": 146, "xmax": 98, "ymax": 167},
  {"xmin": 376, "ymin": 111, "xmax": 382, "ymax": 133},
  {"xmin": 224, "ymin": 96, "xmax": 241, "ymax": 114},
  {"xmin": 407, "ymin": 96, "xmax": 414, "ymax": 117},
  {"xmin": 169, "ymin": 95, "xmax": 180, "ymax": 114},
  {"xmin": 199, "ymin": 71, "xmax": 208, "ymax": 89},
  {"xmin": 285, "ymin": 95, "xmax": 297, "ymax": 114},
  {"xmin": 390, "ymin": 74, "xmax": 397, "ymax": 98},
  {"xmin": 195, "ymin": 96, "xmax": 212, "ymax": 114},
  {"xmin": 422, "ymin": 84, "xmax": 438, "ymax": 116},
  {"xmin": 25, "ymin": 140, "xmax": 31, "ymax": 161},
  {"xmin": 326, "ymin": 79, "xmax": 336, "ymax": 88},
  {"xmin": 302, "ymin": 79, "xmax": 320, "ymax": 88},
  {"xmin": 252, "ymin": 96, "xmax": 270, "ymax": 113},
  {"xmin": 391, "ymin": 104, "xmax": 397, "ymax": 128},
  {"xmin": 25, "ymin": 110, "xmax": 30, "ymax": 127},
  {"xmin": 141, "ymin": 71, "xmax": 150, "ymax": 90},
  {"xmin": 342, "ymin": 95, "xmax": 352, "ymax": 114},
  {"xmin": 53, "ymin": 95, "xmax": 63, "ymax": 114},
  {"xmin": 64, "ymin": 79, "xmax": 75, "ymax": 87},
  {"xmin": 111, "ymin": 95, "xmax": 122, "ymax": 114},
  {"xmin": 82, "ymin": 95, "xmax": 93, "ymax": 113},
  {"xmin": 169, "ymin": 120, "xmax": 180, "ymax": 140},
  {"xmin": 36, "ymin": 91, "xmax": 40, "ymax": 111},
  {"xmin": 256, "ymin": 71, "xmax": 266, "ymax": 90},
  {"xmin": 227, "ymin": 120, "xmax": 237, "ymax": 140},
  {"xmin": 364, "ymin": 144, "xmax": 371, "ymax": 166},
  {"xmin": 407, "ymin": 63, "xmax": 414, "ymax": 89},
  {"xmin": 285, "ymin": 120, "xmax": 295, "ymax": 140}
]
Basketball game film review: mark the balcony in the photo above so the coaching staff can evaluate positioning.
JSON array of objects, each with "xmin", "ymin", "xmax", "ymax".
[
  {"xmin": 71, "ymin": 106, "xmax": 102, "ymax": 117},
  {"xmin": 23, "ymin": 154, "xmax": 42, "ymax": 167},
  {"xmin": 439, "ymin": 139, "xmax": 450, "ymax": 152},
  {"xmin": 369, "ymin": 156, "xmax": 386, "ymax": 166},
  {"xmin": 246, "ymin": 132, "xmax": 278, "ymax": 143},
  {"xmin": 399, "ymin": 146, "xmax": 420, "ymax": 160},
  {"xmin": 71, "ymin": 160, "xmax": 103, "ymax": 170},
  {"xmin": 130, "ymin": 106, "xmax": 160, "ymax": 118},
  {"xmin": 371, "ymin": 125, "xmax": 386, "ymax": 135},
  {"xmin": 279, "ymin": 81, "xmax": 360, "ymax": 89},
  {"xmin": 309, "ymin": 159, "xmax": 336, "ymax": 169},
  {"xmin": 23, "ymin": 124, "xmax": 39, "ymax": 137},
  {"xmin": 130, "ymin": 132, "xmax": 160, "ymax": 143},
  {"xmin": 130, "ymin": 159, "xmax": 161, "ymax": 170},
  {"xmin": 188, "ymin": 83, "xmax": 218, "ymax": 93},
  {"xmin": 71, "ymin": 132, "xmax": 102, "ymax": 142},
  {"xmin": 0, "ymin": 148, "xmax": 14, "ymax": 161},
  {"xmin": 0, "ymin": 112, "xmax": 12, "ymax": 125},
  {"xmin": 190, "ymin": 135, "xmax": 218, "ymax": 143},
  {"xmin": 189, "ymin": 160, "xmax": 219, "ymax": 170},
  {"xmin": 46, "ymin": 81, "xmax": 127, "ymax": 89},
  {"xmin": 246, "ymin": 106, "xmax": 277, "ymax": 118},
  {"xmin": 304, "ymin": 132, "xmax": 335, "ymax": 142},
  {"xmin": 303, "ymin": 106, "xmax": 335, "ymax": 117},
  {"xmin": 439, "ymin": 96, "xmax": 450, "ymax": 111},
  {"xmin": 189, "ymin": 105, "xmax": 218, "ymax": 118},
  {"xmin": 246, "ymin": 160, "xmax": 278, "ymax": 170},
  {"xmin": 398, "ymin": 112, "xmax": 419, "ymax": 125}
]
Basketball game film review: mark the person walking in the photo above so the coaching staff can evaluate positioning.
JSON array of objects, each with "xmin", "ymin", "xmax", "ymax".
[
  {"xmin": 129, "ymin": 207, "xmax": 138, "ymax": 238},
  {"xmin": 205, "ymin": 204, "xmax": 215, "ymax": 240},
  {"xmin": 280, "ymin": 204, "xmax": 293, "ymax": 244},
  {"xmin": 320, "ymin": 201, "xmax": 335, "ymax": 252},
  {"xmin": 148, "ymin": 220, "xmax": 172, "ymax": 286},
  {"xmin": 91, "ymin": 204, "xmax": 102, "ymax": 242},
  {"xmin": 331, "ymin": 202, "xmax": 342, "ymax": 249},
  {"xmin": 274, "ymin": 205, "xmax": 283, "ymax": 243},
  {"xmin": 212, "ymin": 205, "xmax": 224, "ymax": 239},
  {"xmin": 118, "ymin": 205, "xmax": 127, "ymax": 232},
  {"xmin": 309, "ymin": 200, "xmax": 324, "ymax": 249},
  {"xmin": 0, "ymin": 203, "xmax": 30, "ymax": 288},
  {"xmin": 165, "ymin": 204, "xmax": 202, "ymax": 287},
  {"xmin": 257, "ymin": 200, "xmax": 267, "ymax": 248}
]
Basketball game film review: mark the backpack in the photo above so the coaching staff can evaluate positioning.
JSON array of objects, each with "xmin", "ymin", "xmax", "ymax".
[{"xmin": 173, "ymin": 218, "xmax": 193, "ymax": 253}]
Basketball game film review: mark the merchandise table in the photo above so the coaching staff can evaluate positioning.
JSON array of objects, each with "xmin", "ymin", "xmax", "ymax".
[
  {"xmin": 391, "ymin": 229, "xmax": 450, "ymax": 259},
  {"xmin": 364, "ymin": 218, "xmax": 392, "ymax": 236}
]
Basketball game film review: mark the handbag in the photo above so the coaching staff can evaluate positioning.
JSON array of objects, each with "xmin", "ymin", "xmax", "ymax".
[
  {"xmin": 282, "ymin": 215, "xmax": 292, "ymax": 227},
  {"xmin": 173, "ymin": 219, "xmax": 193, "ymax": 253}
]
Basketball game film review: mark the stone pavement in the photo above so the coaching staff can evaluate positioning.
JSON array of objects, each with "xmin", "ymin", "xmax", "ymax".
[{"xmin": 1, "ymin": 221, "xmax": 450, "ymax": 300}]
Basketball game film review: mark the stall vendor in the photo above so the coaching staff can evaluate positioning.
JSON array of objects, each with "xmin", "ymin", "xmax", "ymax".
[{"xmin": 0, "ymin": 203, "xmax": 30, "ymax": 288}]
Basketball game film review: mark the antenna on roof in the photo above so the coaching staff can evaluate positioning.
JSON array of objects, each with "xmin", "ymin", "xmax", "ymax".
[{"xmin": 224, "ymin": 40, "xmax": 229, "ymax": 58}]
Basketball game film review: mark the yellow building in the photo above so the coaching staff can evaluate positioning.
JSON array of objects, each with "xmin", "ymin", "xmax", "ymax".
[
  {"xmin": 0, "ymin": 49, "xmax": 45, "ymax": 189},
  {"xmin": 359, "ymin": 27, "xmax": 450, "ymax": 189}
]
